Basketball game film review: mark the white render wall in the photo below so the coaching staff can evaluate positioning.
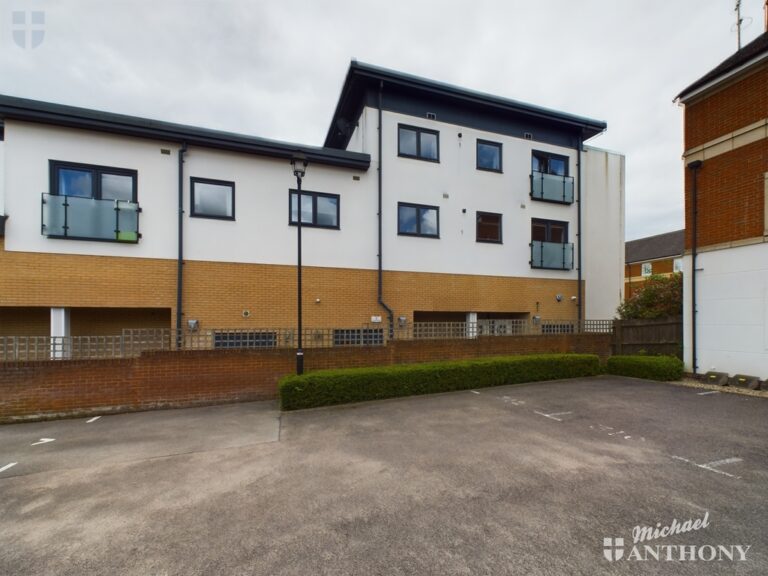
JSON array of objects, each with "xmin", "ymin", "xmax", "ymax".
[
  {"xmin": 4, "ymin": 113, "xmax": 624, "ymax": 312},
  {"xmin": 358, "ymin": 107, "xmax": 582, "ymax": 279},
  {"xmin": 2, "ymin": 121, "xmax": 376, "ymax": 270},
  {"xmin": 0, "ymin": 139, "xmax": 5, "ymax": 216},
  {"xmin": 682, "ymin": 244, "xmax": 768, "ymax": 376},
  {"xmin": 582, "ymin": 147, "xmax": 625, "ymax": 319}
]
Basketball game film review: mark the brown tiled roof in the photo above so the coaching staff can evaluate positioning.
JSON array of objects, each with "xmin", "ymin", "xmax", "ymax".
[
  {"xmin": 676, "ymin": 31, "xmax": 768, "ymax": 101},
  {"xmin": 625, "ymin": 230, "xmax": 684, "ymax": 264}
]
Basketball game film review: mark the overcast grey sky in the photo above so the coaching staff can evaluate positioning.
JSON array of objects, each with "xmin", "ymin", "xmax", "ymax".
[{"xmin": 1, "ymin": 0, "xmax": 765, "ymax": 240}]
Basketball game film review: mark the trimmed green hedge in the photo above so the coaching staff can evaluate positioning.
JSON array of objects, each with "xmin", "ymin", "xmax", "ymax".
[
  {"xmin": 606, "ymin": 355, "xmax": 683, "ymax": 381},
  {"xmin": 279, "ymin": 354, "xmax": 600, "ymax": 410}
]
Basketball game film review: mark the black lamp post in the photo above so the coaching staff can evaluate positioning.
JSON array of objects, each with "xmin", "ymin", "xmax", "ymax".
[{"xmin": 291, "ymin": 153, "xmax": 308, "ymax": 375}]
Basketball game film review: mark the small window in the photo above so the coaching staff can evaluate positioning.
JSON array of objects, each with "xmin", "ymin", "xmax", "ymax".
[
  {"xmin": 532, "ymin": 151, "xmax": 568, "ymax": 176},
  {"xmin": 289, "ymin": 190, "xmax": 340, "ymax": 229},
  {"xmin": 476, "ymin": 212, "xmax": 502, "ymax": 243},
  {"xmin": 191, "ymin": 177, "xmax": 235, "ymax": 220},
  {"xmin": 673, "ymin": 258, "xmax": 683, "ymax": 273},
  {"xmin": 641, "ymin": 262, "xmax": 653, "ymax": 276},
  {"xmin": 50, "ymin": 160, "xmax": 137, "ymax": 201},
  {"xmin": 531, "ymin": 218, "xmax": 568, "ymax": 243},
  {"xmin": 398, "ymin": 202, "xmax": 439, "ymax": 238},
  {"xmin": 476, "ymin": 140, "xmax": 502, "ymax": 172},
  {"xmin": 398, "ymin": 124, "xmax": 439, "ymax": 162}
]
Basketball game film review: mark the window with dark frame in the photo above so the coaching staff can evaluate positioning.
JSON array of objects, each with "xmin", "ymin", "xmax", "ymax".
[
  {"xmin": 191, "ymin": 177, "xmax": 235, "ymax": 220},
  {"xmin": 50, "ymin": 160, "xmax": 137, "ymax": 202},
  {"xmin": 476, "ymin": 140, "xmax": 502, "ymax": 172},
  {"xmin": 44, "ymin": 160, "xmax": 140, "ymax": 243},
  {"xmin": 398, "ymin": 202, "xmax": 439, "ymax": 238},
  {"xmin": 531, "ymin": 151, "xmax": 568, "ymax": 176},
  {"xmin": 531, "ymin": 218, "xmax": 568, "ymax": 243},
  {"xmin": 476, "ymin": 212, "xmax": 502, "ymax": 243},
  {"xmin": 289, "ymin": 190, "xmax": 340, "ymax": 229},
  {"xmin": 398, "ymin": 124, "xmax": 439, "ymax": 162}
]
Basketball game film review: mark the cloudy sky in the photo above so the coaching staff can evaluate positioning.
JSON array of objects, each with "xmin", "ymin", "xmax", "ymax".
[{"xmin": 1, "ymin": 0, "xmax": 765, "ymax": 240}]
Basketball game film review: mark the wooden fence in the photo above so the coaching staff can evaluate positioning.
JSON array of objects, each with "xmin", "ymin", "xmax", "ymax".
[{"xmin": 612, "ymin": 317, "xmax": 682, "ymax": 358}]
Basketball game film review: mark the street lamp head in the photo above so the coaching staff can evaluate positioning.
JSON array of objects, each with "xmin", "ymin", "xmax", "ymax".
[{"xmin": 291, "ymin": 153, "xmax": 308, "ymax": 178}]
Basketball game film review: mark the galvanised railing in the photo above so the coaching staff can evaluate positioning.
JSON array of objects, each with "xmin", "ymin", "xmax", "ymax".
[{"xmin": 0, "ymin": 320, "xmax": 613, "ymax": 361}]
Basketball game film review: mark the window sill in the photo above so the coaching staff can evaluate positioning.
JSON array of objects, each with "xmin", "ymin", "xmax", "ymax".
[
  {"xmin": 397, "ymin": 153, "xmax": 440, "ymax": 164},
  {"xmin": 397, "ymin": 232, "xmax": 440, "ymax": 239},
  {"xmin": 289, "ymin": 222, "xmax": 340, "ymax": 230},
  {"xmin": 190, "ymin": 213, "xmax": 236, "ymax": 221}
]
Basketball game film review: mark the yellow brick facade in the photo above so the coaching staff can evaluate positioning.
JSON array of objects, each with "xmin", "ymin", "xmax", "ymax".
[{"xmin": 1, "ymin": 238, "xmax": 580, "ymax": 335}]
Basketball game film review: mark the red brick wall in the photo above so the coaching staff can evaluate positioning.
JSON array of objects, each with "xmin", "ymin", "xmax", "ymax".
[
  {"xmin": 684, "ymin": 64, "xmax": 768, "ymax": 150},
  {"xmin": 684, "ymin": 139, "xmax": 767, "ymax": 249},
  {"xmin": 0, "ymin": 334, "xmax": 611, "ymax": 421}
]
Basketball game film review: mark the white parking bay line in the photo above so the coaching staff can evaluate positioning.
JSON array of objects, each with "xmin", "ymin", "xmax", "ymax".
[
  {"xmin": 86, "ymin": 416, "xmax": 101, "ymax": 423},
  {"xmin": 703, "ymin": 457, "xmax": 743, "ymax": 469},
  {"xmin": 0, "ymin": 462, "xmax": 17, "ymax": 474},
  {"xmin": 671, "ymin": 455, "xmax": 742, "ymax": 479},
  {"xmin": 31, "ymin": 438, "xmax": 55, "ymax": 446},
  {"xmin": 697, "ymin": 391, "xmax": 720, "ymax": 396},
  {"xmin": 470, "ymin": 390, "xmax": 480, "ymax": 395},
  {"xmin": 533, "ymin": 410, "xmax": 573, "ymax": 422}
]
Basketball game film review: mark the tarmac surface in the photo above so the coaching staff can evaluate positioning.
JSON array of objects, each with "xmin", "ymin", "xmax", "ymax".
[{"xmin": 1, "ymin": 376, "xmax": 766, "ymax": 575}]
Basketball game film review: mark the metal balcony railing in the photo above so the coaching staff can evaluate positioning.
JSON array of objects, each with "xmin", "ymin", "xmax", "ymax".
[
  {"xmin": 530, "ymin": 171, "xmax": 574, "ymax": 204},
  {"xmin": 530, "ymin": 240, "xmax": 574, "ymax": 270},
  {"xmin": 41, "ymin": 193, "xmax": 141, "ymax": 243}
]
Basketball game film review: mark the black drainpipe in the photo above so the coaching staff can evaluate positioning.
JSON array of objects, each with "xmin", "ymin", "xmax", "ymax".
[
  {"xmin": 688, "ymin": 159, "xmax": 702, "ymax": 374},
  {"xmin": 377, "ymin": 81, "xmax": 394, "ymax": 338},
  {"xmin": 176, "ymin": 142, "xmax": 188, "ymax": 348},
  {"xmin": 576, "ymin": 134, "xmax": 583, "ymax": 327}
]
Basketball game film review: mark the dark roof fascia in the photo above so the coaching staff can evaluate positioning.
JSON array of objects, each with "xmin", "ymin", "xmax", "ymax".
[
  {"xmin": 676, "ymin": 32, "xmax": 768, "ymax": 102},
  {"xmin": 0, "ymin": 95, "xmax": 370, "ymax": 171},
  {"xmin": 324, "ymin": 61, "xmax": 607, "ymax": 148}
]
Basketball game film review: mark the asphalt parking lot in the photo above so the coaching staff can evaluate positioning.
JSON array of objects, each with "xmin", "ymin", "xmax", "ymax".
[{"xmin": 1, "ymin": 376, "xmax": 766, "ymax": 575}]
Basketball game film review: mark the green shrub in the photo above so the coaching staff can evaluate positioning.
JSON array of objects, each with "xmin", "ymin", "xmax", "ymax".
[
  {"xmin": 606, "ymin": 355, "xmax": 683, "ymax": 381},
  {"xmin": 279, "ymin": 354, "xmax": 601, "ymax": 410}
]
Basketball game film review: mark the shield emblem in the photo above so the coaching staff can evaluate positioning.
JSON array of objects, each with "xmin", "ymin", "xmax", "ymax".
[
  {"xmin": 603, "ymin": 537, "xmax": 624, "ymax": 562},
  {"xmin": 12, "ymin": 11, "xmax": 45, "ymax": 49}
]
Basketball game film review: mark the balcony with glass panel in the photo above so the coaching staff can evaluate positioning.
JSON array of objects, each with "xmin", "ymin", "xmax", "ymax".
[
  {"xmin": 530, "ymin": 240, "xmax": 574, "ymax": 270},
  {"xmin": 41, "ymin": 193, "xmax": 141, "ymax": 243},
  {"xmin": 530, "ymin": 171, "xmax": 574, "ymax": 204}
]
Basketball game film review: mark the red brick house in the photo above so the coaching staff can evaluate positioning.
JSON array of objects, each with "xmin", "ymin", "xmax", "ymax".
[{"xmin": 675, "ymin": 14, "xmax": 768, "ymax": 376}]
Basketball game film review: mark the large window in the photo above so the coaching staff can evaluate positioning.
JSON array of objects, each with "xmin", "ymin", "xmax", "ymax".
[
  {"xmin": 398, "ymin": 124, "xmax": 439, "ymax": 162},
  {"xmin": 398, "ymin": 202, "xmax": 439, "ymax": 238},
  {"xmin": 532, "ymin": 218, "xmax": 568, "ymax": 243},
  {"xmin": 191, "ymin": 177, "xmax": 235, "ymax": 220},
  {"xmin": 50, "ymin": 160, "xmax": 137, "ymax": 201},
  {"xmin": 531, "ymin": 218, "xmax": 572, "ymax": 270},
  {"xmin": 43, "ymin": 160, "xmax": 140, "ymax": 243},
  {"xmin": 532, "ymin": 151, "xmax": 569, "ymax": 176},
  {"xmin": 476, "ymin": 212, "xmax": 502, "ymax": 243},
  {"xmin": 476, "ymin": 140, "xmax": 502, "ymax": 172},
  {"xmin": 289, "ymin": 190, "xmax": 340, "ymax": 229}
]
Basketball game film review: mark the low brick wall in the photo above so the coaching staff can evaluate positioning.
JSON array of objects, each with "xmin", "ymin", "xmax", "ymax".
[{"xmin": 0, "ymin": 333, "xmax": 611, "ymax": 421}]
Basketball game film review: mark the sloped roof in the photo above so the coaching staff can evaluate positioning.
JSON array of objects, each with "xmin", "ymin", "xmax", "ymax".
[
  {"xmin": 625, "ymin": 230, "xmax": 685, "ymax": 263},
  {"xmin": 324, "ymin": 61, "xmax": 607, "ymax": 149},
  {"xmin": 676, "ymin": 31, "xmax": 768, "ymax": 101},
  {"xmin": 0, "ymin": 94, "xmax": 371, "ymax": 170}
]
